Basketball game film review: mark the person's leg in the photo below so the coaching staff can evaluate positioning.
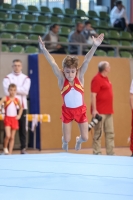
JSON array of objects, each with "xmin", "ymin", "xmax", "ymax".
[
  {"xmin": 57, "ymin": 47, "xmax": 66, "ymax": 54},
  {"xmin": 75, "ymin": 122, "xmax": 88, "ymax": 150},
  {"xmin": 120, "ymin": 18, "xmax": 126, "ymax": 30},
  {"xmin": 130, "ymin": 110, "xmax": 133, "ymax": 155},
  {"xmin": 18, "ymin": 110, "xmax": 27, "ymax": 153},
  {"xmin": 69, "ymin": 51, "xmax": 78, "ymax": 55},
  {"xmin": 114, "ymin": 19, "xmax": 122, "ymax": 28},
  {"xmin": 114, "ymin": 18, "xmax": 126, "ymax": 30},
  {"xmin": 93, "ymin": 115, "xmax": 105, "ymax": 155},
  {"xmin": 128, "ymin": 24, "xmax": 133, "ymax": 32},
  {"xmin": 50, "ymin": 48, "xmax": 66, "ymax": 54},
  {"xmin": 3, "ymin": 126, "xmax": 11, "ymax": 154},
  {"xmin": 104, "ymin": 115, "xmax": 115, "ymax": 155},
  {"xmin": 62, "ymin": 122, "xmax": 72, "ymax": 151},
  {"xmin": 9, "ymin": 129, "xmax": 16, "ymax": 154}
]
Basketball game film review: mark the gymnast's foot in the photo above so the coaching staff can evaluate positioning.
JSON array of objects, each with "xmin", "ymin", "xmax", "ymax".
[
  {"xmin": 1, "ymin": 148, "xmax": 9, "ymax": 155},
  {"xmin": 75, "ymin": 136, "xmax": 81, "ymax": 151},
  {"xmin": 62, "ymin": 137, "xmax": 68, "ymax": 152},
  {"xmin": 131, "ymin": 153, "xmax": 133, "ymax": 157}
]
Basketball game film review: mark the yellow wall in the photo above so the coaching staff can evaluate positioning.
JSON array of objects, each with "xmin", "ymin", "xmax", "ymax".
[{"xmin": 38, "ymin": 54, "xmax": 131, "ymax": 150}]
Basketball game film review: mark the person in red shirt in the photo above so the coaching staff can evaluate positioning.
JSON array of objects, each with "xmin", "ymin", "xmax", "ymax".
[{"xmin": 91, "ymin": 61, "xmax": 115, "ymax": 155}]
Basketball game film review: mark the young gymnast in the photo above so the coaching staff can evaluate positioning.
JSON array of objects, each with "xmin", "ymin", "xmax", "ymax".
[
  {"xmin": 38, "ymin": 34, "xmax": 104, "ymax": 151},
  {"xmin": 0, "ymin": 84, "xmax": 23, "ymax": 155}
]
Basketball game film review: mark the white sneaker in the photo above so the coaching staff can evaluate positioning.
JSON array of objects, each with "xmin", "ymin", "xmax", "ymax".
[
  {"xmin": 3, "ymin": 148, "xmax": 9, "ymax": 155},
  {"xmin": 62, "ymin": 136, "xmax": 68, "ymax": 152},
  {"xmin": 75, "ymin": 136, "xmax": 81, "ymax": 151}
]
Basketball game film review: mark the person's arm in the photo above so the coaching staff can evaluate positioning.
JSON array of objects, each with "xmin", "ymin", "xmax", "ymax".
[
  {"xmin": 3, "ymin": 78, "xmax": 10, "ymax": 96},
  {"xmin": 16, "ymin": 99, "xmax": 23, "ymax": 120},
  {"xmin": 17, "ymin": 78, "xmax": 31, "ymax": 96},
  {"xmin": 78, "ymin": 34, "xmax": 104, "ymax": 84},
  {"xmin": 38, "ymin": 36, "xmax": 64, "ymax": 83},
  {"xmin": 42, "ymin": 34, "xmax": 52, "ymax": 50},
  {"xmin": 91, "ymin": 93, "xmax": 99, "ymax": 117}
]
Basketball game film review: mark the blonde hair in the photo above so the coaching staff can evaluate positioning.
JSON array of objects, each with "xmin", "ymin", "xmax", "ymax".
[
  {"xmin": 8, "ymin": 83, "xmax": 17, "ymax": 89},
  {"xmin": 62, "ymin": 55, "xmax": 79, "ymax": 69}
]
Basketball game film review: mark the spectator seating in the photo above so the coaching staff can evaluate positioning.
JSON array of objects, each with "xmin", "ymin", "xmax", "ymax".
[
  {"xmin": 59, "ymin": 26, "xmax": 71, "ymax": 37},
  {"xmin": 64, "ymin": 8, "xmax": 76, "ymax": 17},
  {"xmin": 0, "ymin": 3, "xmax": 132, "ymax": 57},
  {"xmin": 75, "ymin": 9, "xmax": 87, "ymax": 18},
  {"xmin": 107, "ymin": 50, "xmax": 115, "ymax": 57},
  {"xmin": 10, "ymin": 44, "xmax": 24, "ymax": 53},
  {"xmin": 13, "ymin": 4, "xmax": 26, "ymax": 13},
  {"xmin": 40, "ymin": 6, "xmax": 51, "ymax": 15},
  {"xmin": 25, "ymin": 45, "xmax": 38, "ymax": 53},
  {"xmin": 0, "ymin": 3, "xmax": 12, "ymax": 12},
  {"xmin": 2, "ymin": 44, "xmax": 9, "ymax": 52},
  {"xmin": 29, "ymin": 34, "xmax": 38, "ymax": 40},
  {"xmin": 99, "ymin": 11, "xmax": 110, "ymax": 21},
  {"xmin": 108, "ymin": 40, "xmax": 119, "ymax": 45},
  {"xmin": 95, "ymin": 50, "xmax": 107, "ymax": 56},
  {"xmin": 120, "ymin": 51, "xmax": 132, "ymax": 58},
  {"xmin": 88, "ymin": 10, "xmax": 99, "ymax": 19},
  {"xmin": 27, "ymin": 5, "xmax": 39, "ymax": 14},
  {"xmin": 52, "ymin": 7, "xmax": 64, "ymax": 16}
]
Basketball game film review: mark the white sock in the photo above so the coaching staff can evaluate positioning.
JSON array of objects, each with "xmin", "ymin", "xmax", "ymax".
[
  {"xmin": 3, "ymin": 148, "xmax": 9, "ymax": 154},
  {"xmin": 77, "ymin": 136, "xmax": 85, "ymax": 143}
]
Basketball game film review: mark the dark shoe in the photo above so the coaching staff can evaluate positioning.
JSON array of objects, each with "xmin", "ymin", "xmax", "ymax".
[
  {"xmin": 131, "ymin": 153, "xmax": 133, "ymax": 157},
  {"xmin": 21, "ymin": 148, "xmax": 27, "ymax": 154}
]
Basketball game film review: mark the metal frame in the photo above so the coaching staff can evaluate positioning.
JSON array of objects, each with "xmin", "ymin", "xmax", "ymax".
[{"xmin": 0, "ymin": 38, "xmax": 133, "ymax": 57}]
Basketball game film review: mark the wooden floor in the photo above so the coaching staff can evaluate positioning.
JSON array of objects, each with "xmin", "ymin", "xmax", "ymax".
[{"xmin": 5, "ymin": 147, "xmax": 132, "ymax": 157}]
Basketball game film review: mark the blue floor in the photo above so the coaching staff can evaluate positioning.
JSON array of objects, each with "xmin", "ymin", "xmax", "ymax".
[{"xmin": 0, "ymin": 153, "xmax": 133, "ymax": 200}]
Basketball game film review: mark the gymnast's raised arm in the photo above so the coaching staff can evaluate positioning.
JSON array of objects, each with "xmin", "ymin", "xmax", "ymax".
[
  {"xmin": 78, "ymin": 34, "xmax": 104, "ymax": 84},
  {"xmin": 38, "ymin": 36, "xmax": 64, "ymax": 83}
]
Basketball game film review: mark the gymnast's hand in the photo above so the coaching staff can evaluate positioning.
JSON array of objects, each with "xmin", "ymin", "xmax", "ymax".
[
  {"xmin": 92, "ymin": 33, "xmax": 104, "ymax": 47},
  {"xmin": 38, "ymin": 36, "xmax": 45, "ymax": 50}
]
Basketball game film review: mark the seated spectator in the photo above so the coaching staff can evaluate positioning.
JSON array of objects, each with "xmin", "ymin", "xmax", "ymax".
[
  {"xmin": 82, "ymin": 20, "xmax": 112, "ymax": 52},
  {"xmin": 68, "ymin": 22, "xmax": 88, "ymax": 55},
  {"xmin": 42, "ymin": 24, "xmax": 66, "ymax": 54},
  {"xmin": 110, "ymin": 0, "xmax": 133, "ymax": 31},
  {"xmin": 82, "ymin": 20, "xmax": 98, "ymax": 45}
]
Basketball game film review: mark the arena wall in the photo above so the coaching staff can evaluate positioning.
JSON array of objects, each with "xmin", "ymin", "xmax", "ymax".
[
  {"xmin": 0, "ymin": 53, "xmax": 132, "ymax": 150},
  {"xmin": 38, "ymin": 54, "xmax": 132, "ymax": 149}
]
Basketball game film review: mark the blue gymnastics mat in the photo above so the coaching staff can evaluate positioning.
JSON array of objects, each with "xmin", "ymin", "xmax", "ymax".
[{"xmin": 0, "ymin": 153, "xmax": 133, "ymax": 200}]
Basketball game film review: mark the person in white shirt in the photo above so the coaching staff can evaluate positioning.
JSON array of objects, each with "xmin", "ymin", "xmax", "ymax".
[
  {"xmin": 110, "ymin": 0, "xmax": 129, "ymax": 31},
  {"xmin": 3, "ymin": 59, "xmax": 31, "ymax": 154}
]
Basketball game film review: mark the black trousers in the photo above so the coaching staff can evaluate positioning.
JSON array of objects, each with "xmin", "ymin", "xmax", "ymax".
[
  {"xmin": 69, "ymin": 51, "xmax": 87, "ymax": 55},
  {"xmin": 50, "ymin": 47, "xmax": 66, "ymax": 54},
  {"xmin": 128, "ymin": 24, "xmax": 133, "ymax": 32},
  {"xmin": 18, "ymin": 109, "xmax": 26, "ymax": 150},
  {"xmin": 114, "ymin": 17, "xmax": 126, "ymax": 30}
]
